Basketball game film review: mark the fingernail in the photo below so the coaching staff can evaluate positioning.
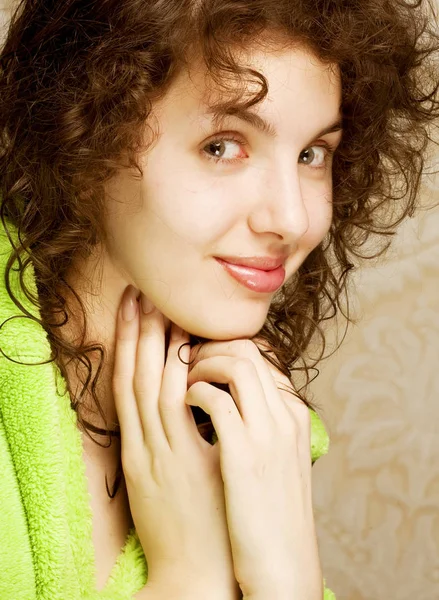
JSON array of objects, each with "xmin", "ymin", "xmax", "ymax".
[
  {"xmin": 122, "ymin": 285, "xmax": 138, "ymax": 322},
  {"xmin": 141, "ymin": 293, "xmax": 154, "ymax": 314}
]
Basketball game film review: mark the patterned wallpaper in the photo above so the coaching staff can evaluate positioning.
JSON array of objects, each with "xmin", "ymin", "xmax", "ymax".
[
  {"xmin": 1, "ymin": 2, "xmax": 438, "ymax": 599},
  {"xmin": 311, "ymin": 177, "xmax": 439, "ymax": 599}
]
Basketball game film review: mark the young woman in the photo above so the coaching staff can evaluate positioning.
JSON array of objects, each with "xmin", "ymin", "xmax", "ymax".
[{"xmin": 0, "ymin": 0, "xmax": 438, "ymax": 598}]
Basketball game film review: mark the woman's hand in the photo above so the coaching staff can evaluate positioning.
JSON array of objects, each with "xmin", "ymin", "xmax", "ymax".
[
  {"xmin": 112, "ymin": 286, "xmax": 241, "ymax": 598},
  {"xmin": 185, "ymin": 337, "xmax": 324, "ymax": 600}
]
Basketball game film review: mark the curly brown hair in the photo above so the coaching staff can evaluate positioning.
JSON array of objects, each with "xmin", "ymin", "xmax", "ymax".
[{"xmin": 0, "ymin": 0, "xmax": 438, "ymax": 499}]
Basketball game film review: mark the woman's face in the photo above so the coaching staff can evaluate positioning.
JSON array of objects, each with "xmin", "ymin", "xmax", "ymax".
[{"xmin": 100, "ymin": 44, "xmax": 342, "ymax": 340}]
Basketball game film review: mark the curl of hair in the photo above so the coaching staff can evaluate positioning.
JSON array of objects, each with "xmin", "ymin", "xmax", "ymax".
[{"xmin": 0, "ymin": 0, "xmax": 438, "ymax": 498}]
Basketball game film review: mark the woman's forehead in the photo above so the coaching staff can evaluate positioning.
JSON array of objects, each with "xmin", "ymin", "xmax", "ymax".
[{"xmin": 154, "ymin": 46, "xmax": 341, "ymax": 124}]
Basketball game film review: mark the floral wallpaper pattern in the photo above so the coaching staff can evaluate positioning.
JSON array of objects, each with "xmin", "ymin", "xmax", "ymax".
[{"xmin": 312, "ymin": 177, "xmax": 439, "ymax": 599}]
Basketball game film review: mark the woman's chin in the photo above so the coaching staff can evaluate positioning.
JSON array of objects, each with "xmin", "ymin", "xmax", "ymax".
[
  {"xmin": 163, "ymin": 309, "xmax": 267, "ymax": 345},
  {"xmin": 186, "ymin": 323, "xmax": 264, "ymax": 343}
]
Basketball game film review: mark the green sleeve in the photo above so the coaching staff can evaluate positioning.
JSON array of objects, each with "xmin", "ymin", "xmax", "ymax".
[{"xmin": 323, "ymin": 581, "xmax": 336, "ymax": 599}]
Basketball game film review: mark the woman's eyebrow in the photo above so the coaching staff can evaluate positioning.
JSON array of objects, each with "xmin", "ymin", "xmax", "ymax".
[{"xmin": 206, "ymin": 105, "xmax": 343, "ymax": 140}]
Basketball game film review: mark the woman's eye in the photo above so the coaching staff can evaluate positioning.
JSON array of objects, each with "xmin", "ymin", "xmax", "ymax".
[
  {"xmin": 201, "ymin": 134, "xmax": 335, "ymax": 169},
  {"xmin": 299, "ymin": 146, "xmax": 333, "ymax": 169},
  {"xmin": 202, "ymin": 136, "xmax": 246, "ymax": 164}
]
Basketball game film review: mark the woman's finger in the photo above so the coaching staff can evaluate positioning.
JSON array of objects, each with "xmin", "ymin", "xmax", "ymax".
[
  {"xmin": 158, "ymin": 323, "xmax": 200, "ymax": 450},
  {"xmin": 132, "ymin": 291, "xmax": 168, "ymax": 451},
  {"xmin": 184, "ymin": 380, "xmax": 246, "ymax": 456},
  {"xmin": 187, "ymin": 355, "xmax": 272, "ymax": 434},
  {"xmin": 112, "ymin": 285, "xmax": 144, "ymax": 448},
  {"xmin": 189, "ymin": 338, "xmax": 295, "ymax": 422}
]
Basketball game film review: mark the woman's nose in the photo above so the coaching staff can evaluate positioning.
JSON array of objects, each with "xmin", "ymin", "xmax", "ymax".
[{"xmin": 248, "ymin": 165, "xmax": 310, "ymax": 243}]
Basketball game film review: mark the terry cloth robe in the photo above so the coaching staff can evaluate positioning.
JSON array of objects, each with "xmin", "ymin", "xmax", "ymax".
[{"xmin": 0, "ymin": 216, "xmax": 336, "ymax": 599}]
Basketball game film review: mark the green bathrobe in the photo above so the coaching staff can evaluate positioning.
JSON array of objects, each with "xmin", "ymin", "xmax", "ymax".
[{"xmin": 0, "ymin": 217, "xmax": 336, "ymax": 599}]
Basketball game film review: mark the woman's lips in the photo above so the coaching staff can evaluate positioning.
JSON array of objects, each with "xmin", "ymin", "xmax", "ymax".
[{"xmin": 214, "ymin": 258, "xmax": 286, "ymax": 293}]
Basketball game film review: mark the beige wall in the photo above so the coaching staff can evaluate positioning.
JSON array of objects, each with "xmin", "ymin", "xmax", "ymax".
[
  {"xmin": 312, "ymin": 179, "xmax": 439, "ymax": 599},
  {"xmin": 1, "ymin": 2, "xmax": 438, "ymax": 598}
]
